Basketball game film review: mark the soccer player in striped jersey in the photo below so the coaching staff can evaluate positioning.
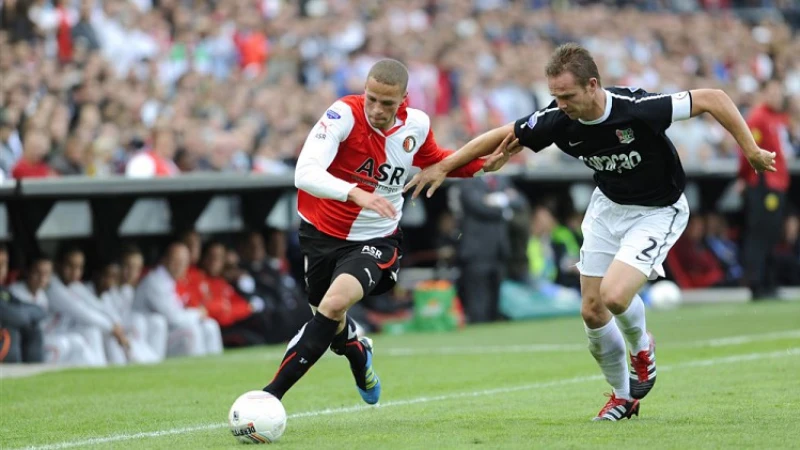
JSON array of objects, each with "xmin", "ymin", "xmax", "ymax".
[{"xmin": 262, "ymin": 59, "xmax": 498, "ymax": 405}]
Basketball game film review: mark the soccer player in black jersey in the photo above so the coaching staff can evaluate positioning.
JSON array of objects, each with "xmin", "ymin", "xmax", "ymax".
[{"xmin": 405, "ymin": 43, "xmax": 776, "ymax": 421}]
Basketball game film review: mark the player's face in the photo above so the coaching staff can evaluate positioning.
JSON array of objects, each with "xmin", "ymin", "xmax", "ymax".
[
  {"xmin": 166, "ymin": 247, "xmax": 190, "ymax": 279},
  {"xmin": 61, "ymin": 252, "xmax": 84, "ymax": 284},
  {"xmin": 364, "ymin": 78, "xmax": 406, "ymax": 131},
  {"xmin": 183, "ymin": 232, "xmax": 201, "ymax": 264},
  {"xmin": 764, "ymin": 81, "xmax": 786, "ymax": 112},
  {"xmin": 98, "ymin": 264, "xmax": 120, "ymax": 292},
  {"xmin": 29, "ymin": 260, "xmax": 52, "ymax": 291},
  {"xmin": 548, "ymin": 72, "xmax": 598, "ymax": 120},
  {"xmin": 202, "ymin": 244, "xmax": 226, "ymax": 277},
  {"xmin": 121, "ymin": 254, "xmax": 143, "ymax": 285}
]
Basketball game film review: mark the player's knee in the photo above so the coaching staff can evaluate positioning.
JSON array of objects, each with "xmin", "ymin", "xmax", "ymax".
[
  {"xmin": 317, "ymin": 294, "xmax": 350, "ymax": 321},
  {"xmin": 581, "ymin": 294, "xmax": 609, "ymax": 328},
  {"xmin": 599, "ymin": 282, "xmax": 629, "ymax": 313}
]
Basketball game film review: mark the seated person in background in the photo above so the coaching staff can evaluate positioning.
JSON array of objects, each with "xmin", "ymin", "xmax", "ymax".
[
  {"xmin": 134, "ymin": 242, "xmax": 223, "ymax": 357},
  {"xmin": 526, "ymin": 205, "xmax": 581, "ymax": 300},
  {"xmin": 1, "ymin": 246, "xmax": 45, "ymax": 364},
  {"xmin": 9, "ymin": 254, "xmax": 104, "ymax": 366},
  {"xmin": 89, "ymin": 261, "xmax": 162, "ymax": 364},
  {"xmin": 178, "ymin": 229, "xmax": 206, "ymax": 305},
  {"xmin": 704, "ymin": 212, "xmax": 744, "ymax": 286},
  {"xmin": 551, "ymin": 210, "xmax": 583, "ymax": 289},
  {"xmin": 237, "ymin": 230, "xmax": 310, "ymax": 342},
  {"xmin": 47, "ymin": 246, "xmax": 129, "ymax": 365},
  {"xmin": 667, "ymin": 216, "xmax": 725, "ymax": 288},
  {"xmin": 118, "ymin": 245, "xmax": 169, "ymax": 359},
  {"xmin": 190, "ymin": 241, "xmax": 272, "ymax": 347},
  {"xmin": 774, "ymin": 213, "xmax": 800, "ymax": 286}
]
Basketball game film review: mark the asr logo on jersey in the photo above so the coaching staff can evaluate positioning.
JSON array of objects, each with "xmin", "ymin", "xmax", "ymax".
[
  {"xmin": 355, "ymin": 158, "xmax": 406, "ymax": 186},
  {"xmin": 581, "ymin": 151, "xmax": 642, "ymax": 173}
]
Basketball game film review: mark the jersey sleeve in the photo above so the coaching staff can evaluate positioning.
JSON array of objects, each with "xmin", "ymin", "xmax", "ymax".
[
  {"xmin": 412, "ymin": 128, "xmax": 484, "ymax": 177},
  {"xmin": 513, "ymin": 105, "xmax": 558, "ymax": 152},
  {"xmin": 294, "ymin": 101, "xmax": 358, "ymax": 201},
  {"xmin": 630, "ymin": 91, "xmax": 693, "ymax": 132}
]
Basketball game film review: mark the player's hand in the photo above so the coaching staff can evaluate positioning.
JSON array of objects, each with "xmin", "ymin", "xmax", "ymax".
[
  {"xmin": 403, "ymin": 164, "xmax": 448, "ymax": 200},
  {"xmin": 746, "ymin": 148, "xmax": 777, "ymax": 173},
  {"xmin": 112, "ymin": 324, "xmax": 130, "ymax": 350},
  {"xmin": 348, "ymin": 187, "xmax": 397, "ymax": 219},
  {"xmin": 482, "ymin": 132, "xmax": 522, "ymax": 173}
]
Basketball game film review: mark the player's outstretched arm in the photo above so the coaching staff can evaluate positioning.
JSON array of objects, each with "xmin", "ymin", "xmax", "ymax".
[
  {"xmin": 690, "ymin": 89, "xmax": 777, "ymax": 173},
  {"xmin": 404, "ymin": 123, "xmax": 518, "ymax": 199}
]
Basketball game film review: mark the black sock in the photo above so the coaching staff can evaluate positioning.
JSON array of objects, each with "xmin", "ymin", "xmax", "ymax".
[
  {"xmin": 330, "ymin": 316, "xmax": 369, "ymax": 390},
  {"xmin": 263, "ymin": 312, "xmax": 340, "ymax": 399}
]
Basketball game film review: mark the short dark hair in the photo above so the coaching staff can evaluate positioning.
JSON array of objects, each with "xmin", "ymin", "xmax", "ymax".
[
  {"xmin": 25, "ymin": 253, "xmax": 51, "ymax": 271},
  {"xmin": 545, "ymin": 43, "xmax": 601, "ymax": 88},
  {"xmin": 119, "ymin": 243, "xmax": 142, "ymax": 260},
  {"xmin": 200, "ymin": 240, "xmax": 226, "ymax": 260},
  {"xmin": 56, "ymin": 245, "xmax": 84, "ymax": 264},
  {"xmin": 367, "ymin": 59, "xmax": 409, "ymax": 92}
]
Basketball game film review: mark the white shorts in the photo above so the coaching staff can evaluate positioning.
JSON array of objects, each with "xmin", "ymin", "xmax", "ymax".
[{"xmin": 576, "ymin": 188, "xmax": 689, "ymax": 280}]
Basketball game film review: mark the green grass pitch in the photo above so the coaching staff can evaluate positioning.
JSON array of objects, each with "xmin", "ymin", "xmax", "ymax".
[{"xmin": 2, "ymin": 301, "xmax": 799, "ymax": 449}]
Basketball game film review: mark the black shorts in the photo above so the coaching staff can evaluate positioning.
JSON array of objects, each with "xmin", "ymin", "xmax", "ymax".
[{"xmin": 299, "ymin": 221, "xmax": 403, "ymax": 307}]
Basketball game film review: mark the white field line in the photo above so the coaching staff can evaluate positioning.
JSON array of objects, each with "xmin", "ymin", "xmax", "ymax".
[
  {"xmin": 218, "ymin": 329, "xmax": 800, "ymax": 361},
  {"xmin": 16, "ymin": 347, "xmax": 800, "ymax": 450}
]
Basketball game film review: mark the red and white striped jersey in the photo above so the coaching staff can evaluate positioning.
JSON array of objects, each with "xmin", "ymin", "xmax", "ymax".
[{"xmin": 295, "ymin": 95, "xmax": 484, "ymax": 241}]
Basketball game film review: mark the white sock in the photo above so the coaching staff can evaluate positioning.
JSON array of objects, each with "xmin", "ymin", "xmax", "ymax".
[
  {"xmin": 585, "ymin": 319, "xmax": 631, "ymax": 401},
  {"xmin": 614, "ymin": 294, "xmax": 650, "ymax": 354}
]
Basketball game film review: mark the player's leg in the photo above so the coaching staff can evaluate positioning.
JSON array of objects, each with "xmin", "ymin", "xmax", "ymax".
[
  {"xmin": 75, "ymin": 326, "xmax": 109, "ymax": 366},
  {"xmin": 19, "ymin": 322, "xmax": 44, "ymax": 363},
  {"xmin": 145, "ymin": 313, "xmax": 169, "ymax": 360},
  {"xmin": 328, "ymin": 243, "xmax": 398, "ymax": 403},
  {"xmin": 612, "ymin": 198, "xmax": 689, "ymax": 399},
  {"xmin": 263, "ymin": 272, "xmax": 368, "ymax": 400},
  {"xmin": 581, "ymin": 274, "xmax": 639, "ymax": 421},
  {"xmin": 577, "ymin": 190, "xmax": 639, "ymax": 421},
  {"xmin": 104, "ymin": 333, "xmax": 129, "ymax": 365},
  {"xmin": 201, "ymin": 318, "xmax": 224, "ymax": 355},
  {"xmin": 167, "ymin": 321, "xmax": 206, "ymax": 357}
]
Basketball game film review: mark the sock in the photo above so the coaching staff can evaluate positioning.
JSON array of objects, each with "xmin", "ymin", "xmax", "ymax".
[
  {"xmin": 585, "ymin": 319, "xmax": 631, "ymax": 401},
  {"xmin": 263, "ymin": 312, "xmax": 340, "ymax": 399},
  {"xmin": 613, "ymin": 294, "xmax": 650, "ymax": 354},
  {"xmin": 330, "ymin": 316, "xmax": 369, "ymax": 390}
]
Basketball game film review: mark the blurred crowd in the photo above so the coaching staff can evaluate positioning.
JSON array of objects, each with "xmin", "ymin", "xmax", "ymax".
[
  {"xmin": 0, "ymin": 227, "xmax": 312, "ymax": 365},
  {"xmin": 1, "ymin": 0, "xmax": 799, "ymax": 180}
]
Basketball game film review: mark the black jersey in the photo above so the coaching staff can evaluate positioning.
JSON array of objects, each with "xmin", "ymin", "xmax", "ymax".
[{"xmin": 514, "ymin": 87, "xmax": 693, "ymax": 206}]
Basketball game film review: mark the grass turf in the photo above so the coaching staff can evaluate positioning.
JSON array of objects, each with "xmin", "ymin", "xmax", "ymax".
[{"xmin": 1, "ymin": 301, "xmax": 799, "ymax": 449}]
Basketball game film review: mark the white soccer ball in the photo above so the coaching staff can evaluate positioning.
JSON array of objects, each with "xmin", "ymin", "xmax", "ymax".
[
  {"xmin": 648, "ymin": 280, "xmax": 682, "ymax": 310},
  {"xmin": 228, "ymin": 391, "xmax": 287, "ymax": 444}
]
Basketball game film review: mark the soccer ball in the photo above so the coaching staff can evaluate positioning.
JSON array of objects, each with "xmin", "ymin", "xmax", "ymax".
[
  {"xmin": 228, "ymin": 391, "xmax": 287, "ymax": 444},
  {"xmin": 647, "ymin": 280, "xmax": 682, "ymax": 310}
]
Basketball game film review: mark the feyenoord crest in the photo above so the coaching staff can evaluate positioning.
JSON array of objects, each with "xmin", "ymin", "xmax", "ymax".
[
  {"xmin": 616, "ymin": 128, "xmax": 635, "ymax": 144},
  {"xmin": 402, "ymin": 136, "xmax": 417, "ymax": 152}
]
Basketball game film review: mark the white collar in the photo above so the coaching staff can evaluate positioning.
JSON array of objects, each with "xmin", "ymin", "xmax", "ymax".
[{"xmin": 578, "ymin": 89, "xmax": 612, "ymax": 125}]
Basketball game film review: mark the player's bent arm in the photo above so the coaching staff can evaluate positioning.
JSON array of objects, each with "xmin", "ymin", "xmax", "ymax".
[
  {"xmin": 294, "ymin": 101, "xmax": 358, "ymax": 201},
  {"xmin": 436, "ymin": 123, "xmax": 514, "ymax": 173},
  {"xmin": 294, "ymin": 138, "xmax": 357, "ymax": 202},
  {"xmin": 689, "ymin": 89, "xmax": 760, "ymax": 156}
]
